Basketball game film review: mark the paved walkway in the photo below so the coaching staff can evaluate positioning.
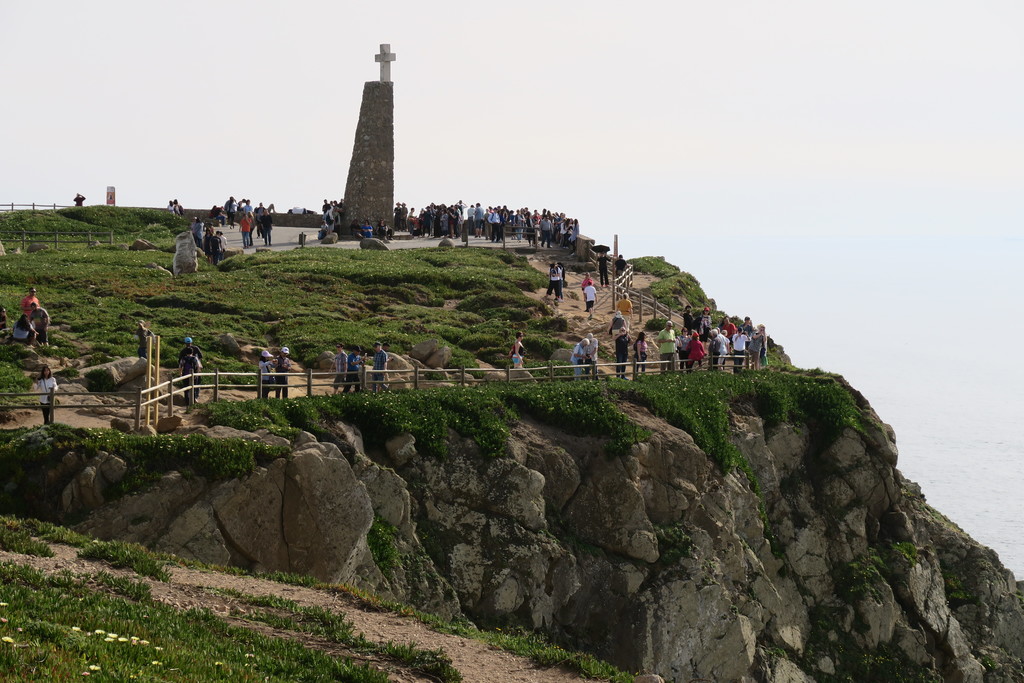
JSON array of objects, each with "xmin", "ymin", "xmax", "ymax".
[{"xmin": 218, "ymin": 225, "xmax": 580, "ymax": 256}]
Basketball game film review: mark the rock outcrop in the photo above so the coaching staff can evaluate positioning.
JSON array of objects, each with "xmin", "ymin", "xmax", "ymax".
[
  {"xmin": 173, "ymin": 231, "xmax": 199, "ymax": 275},
  {"xmin": 37, "ymin": 387, "xmax": 1024, "ymax": 681}
]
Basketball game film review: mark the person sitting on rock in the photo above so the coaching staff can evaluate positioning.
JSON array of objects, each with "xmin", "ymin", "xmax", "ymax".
[{"xmin": 11, "ymin": 314, "xmax": 36, "ymax": 345}]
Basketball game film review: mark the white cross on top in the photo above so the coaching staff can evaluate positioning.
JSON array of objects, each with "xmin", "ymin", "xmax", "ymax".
[{"xmin": 375, "ymin": 44, "xmax": 396, "ymax": 82}]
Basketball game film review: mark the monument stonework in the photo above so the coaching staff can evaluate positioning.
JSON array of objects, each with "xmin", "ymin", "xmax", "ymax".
[{"xmin": 343, "ymin": 45, "xmax": 396, "ymax": 228}]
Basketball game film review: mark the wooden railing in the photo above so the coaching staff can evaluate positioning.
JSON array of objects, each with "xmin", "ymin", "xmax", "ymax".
[
  {"xmin": 0, "ymin": 230, "xmax": 116, "ymax": 251},
  {"xmin": 0, "ymin": 203, "xmax": 73, "ymax": 212},
  {"xmin": 0, "ymin": 354, "xmax": 754, "ymax": 430}
]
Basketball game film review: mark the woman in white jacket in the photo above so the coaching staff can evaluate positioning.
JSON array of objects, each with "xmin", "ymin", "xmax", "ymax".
[{"xmin": 35, "ymin": 366, "xmax": 58, "ymax": 424}]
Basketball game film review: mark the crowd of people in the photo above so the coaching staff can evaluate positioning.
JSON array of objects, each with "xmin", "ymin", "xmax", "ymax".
[{"xmin": 387, "ymin": 201, "xmax": 584, "ymax": 248}]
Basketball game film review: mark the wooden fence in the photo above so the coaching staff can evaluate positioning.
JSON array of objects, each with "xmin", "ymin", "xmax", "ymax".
[
  {"xmin": 0, "ymin": 354, "xmax": 755, "ymax": 431},
  {"xmin": 0, "ymin": 230, "xmax": 116, "ymax": 251},
  {"xmin": 0, "ymin": 203, "xmax": 72, "ymax": 212}
]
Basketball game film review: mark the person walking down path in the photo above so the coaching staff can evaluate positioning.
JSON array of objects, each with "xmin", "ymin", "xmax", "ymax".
[
  {"xmin": 178, "ymin": 348, "xmax": 202, "ymax": 405},
  {"xmin": 583, "ymin": 282, "xmax": 597, "ymax": 319},
  {"xmin": 34, "ymin": 366, "xmax": 57, "ymax": 425},
  {"xmin": 656, "ymin": 321, "xmax": 676, "ymax": 373}
]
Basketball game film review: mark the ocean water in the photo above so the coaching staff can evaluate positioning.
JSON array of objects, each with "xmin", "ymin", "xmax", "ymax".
[{"xmin": 616, "ymin": 234, "xmax": 1024, "ymax": 577}]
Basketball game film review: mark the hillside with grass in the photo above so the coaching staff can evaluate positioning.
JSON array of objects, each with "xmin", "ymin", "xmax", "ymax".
[{"xmin": 0, "ymin": 208, "xmax": 1022, "ymax": 682}]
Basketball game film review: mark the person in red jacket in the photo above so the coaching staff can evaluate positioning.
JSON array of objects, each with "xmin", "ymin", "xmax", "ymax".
[{"xmin": 686, "ymin": 332, "xmax": 706, "ymax": 372}]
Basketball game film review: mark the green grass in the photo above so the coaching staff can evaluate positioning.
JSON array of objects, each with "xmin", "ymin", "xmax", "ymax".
[
  {"xmin": 0, "ymin": 426, "xmax": 291, "ymax": 515},
  {"xmin": 215, "ymin": 589, "xmax": 462, "ymax": 683},
  {"xmin": 78, "ymin": 539, "xmax": 171, "ymax": 581},
  {"xmin": 0, "ymin": 562, "xmax": 388, "ymax": 682}
]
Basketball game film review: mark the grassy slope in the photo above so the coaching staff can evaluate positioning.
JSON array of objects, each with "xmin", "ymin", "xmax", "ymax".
[{"xmin": 0, "ymin": 207, "xmax": 900, "ymax": 681}]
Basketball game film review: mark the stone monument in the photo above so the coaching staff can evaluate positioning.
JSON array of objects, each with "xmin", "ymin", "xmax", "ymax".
[{"xmin": 343, "ymin": 44, "xmax": 396, "ymax": 229}]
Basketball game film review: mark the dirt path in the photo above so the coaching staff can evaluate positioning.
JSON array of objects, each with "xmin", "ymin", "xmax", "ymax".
[{"xmin": 0, "ymin": 541, "xmax": 589, "ymax": 682}]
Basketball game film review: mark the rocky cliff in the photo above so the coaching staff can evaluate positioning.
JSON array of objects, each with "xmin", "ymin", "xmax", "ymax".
[{"xmin": 51, "ymin": 382, "xmax": 1024, "ymax": 682}]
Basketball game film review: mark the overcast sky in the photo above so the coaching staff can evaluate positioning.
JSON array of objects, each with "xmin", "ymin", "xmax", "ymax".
[{"xmin": 3, "ymin": 1, "xmax": 1022, "ymax": 237}]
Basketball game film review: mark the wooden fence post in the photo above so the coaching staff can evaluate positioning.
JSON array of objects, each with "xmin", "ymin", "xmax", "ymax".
[
  {"xmin": 459, "ymin": 367, "xmax": 466, "ymax": 387},
  {"xmin": 108, "ymin": 230, "xmax": 113, "ymax": 245},
  {"xmin": 134, "ymin": 388, "xmax": 143, "ymax": 432},
  {"xmin": 413, "ymin": 366, "xmax": 420, "ymax": 390},
  {"xmin": 548, "ymin": 362, "xmax": 554, "ymax": 381},
  {"xmin": 359, "ymin": 365, "xmax": 367, "ymax": 391},
  {"xmin": 257, "ymin": 371, "xmax": 263, "ymax": 399},
  {"xmin": 166, "ymin": 378, "xmax": 174, "ymax": 418},
  {"xmin": 632, "ymin": 356, "xmax": 638, "ymax": 380},
  {"xmin": 306, "ymin": 368, "xmax": 313, "ymax": 396}
]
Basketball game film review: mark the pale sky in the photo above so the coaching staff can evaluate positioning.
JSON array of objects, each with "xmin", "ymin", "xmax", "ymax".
[{"xmin": 3, "ymin": 1, "xmax": 1022, "ymax": 237}]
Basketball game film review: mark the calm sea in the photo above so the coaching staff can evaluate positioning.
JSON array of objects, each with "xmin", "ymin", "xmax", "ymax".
[{"xmin": 616, "ymin": 234, "xmax": 1024, "ymax": 577}]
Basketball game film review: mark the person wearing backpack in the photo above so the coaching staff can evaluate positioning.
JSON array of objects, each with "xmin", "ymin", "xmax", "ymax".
[{"xmin": 178, "ymin": 348, "xmax": 202, "ymax": 405}]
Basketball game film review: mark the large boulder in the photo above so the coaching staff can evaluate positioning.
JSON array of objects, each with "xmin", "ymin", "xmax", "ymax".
[
  {"xmin": 221, "ymin": 247, "xmax": 244, "ymax": 260},
  {"xmin": 316, "ymin": 351, "xmax": 336, "ymax": 370},
  {"xmin": 129, "ymin": 239, "xmax": 158, "ymax": 251},
  {"xmin": 425, "ymin": 346, "xmax": 452, "ymax": 369},
  {"xmin": 359, "ymin": 238, "xmax": 390, "ymax": 251},
  {"xmin": 217, "ymin": 333, "xmax": 242, "ymax": 359},
  {"xmin": 409, "ymin": 339, "xmax": 439, "ymax": 363},
  {"xmin": 437, "ymin": 238, "xmax": 455, "ymax": 248},
  {"xmin": 27, "ymin": 243, "xmax": 49, "ymax": 253},
  {"xmin": 88, "ymin": 357, "xmax": 148, "ymax": 387},
  {"xmin": 550, "ymin": 348, "xmax": 573, "ymax": 363},
  {"xmin": 0, "ymin": 241, "xmax": 6, "ymax": 256},
  {"xmin": 173, "ymin": 231, "xmax": 199, "ymax": 275},
  {"xmin": 320, "ymin": 233, "xmax": 338, "ymax": 244}
]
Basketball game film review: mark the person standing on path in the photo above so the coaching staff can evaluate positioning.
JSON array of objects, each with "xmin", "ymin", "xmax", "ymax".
[
  {"xmin": 258, "ymin": 350, "xmax": 275, "ymax": 398},
  {"xmin": 274, "ymin": 347, "xmax": 292, "ymax": 398},
  {"xmin": 345, "ymin": 346, "xmax": 363, "ymax": 393},
  {"xmin": 614, "ymin": 327, "xmax": 630, "ymax": 379},
  {"xmin": 598, "ymin": 252, "xmax": 611, "ymax": 287},
  {"xmin": 633, "ymin": 331, "xmax": 648, "ymax": 373},
  {"xmin": 34, "ymin": 366, "xmax": 58, "ymax": 424},
  {"xmin": 510, "ymin": 332, "xmax": 525, "ymax": 369},
  {"xmin": 731, "ymin": 328, "xmax": 749, "ymax": 372},
  {"xmin": 332, "ymin": 343, "xmax": 348, "ymax": 394},
  {"xmin": 371, "ymin": 342, "xmax": 388, "ymax": 393},
  {"xmin": 656, "ymin": 321, "xmax": 676, "ymax": 373},
  {"xmin": 239, "ymin": 213, "xmax": 253, "ymax": 248},
  {"xmin": 260, "ymin": 211, "xmax": 274, "ymax": 246}
]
